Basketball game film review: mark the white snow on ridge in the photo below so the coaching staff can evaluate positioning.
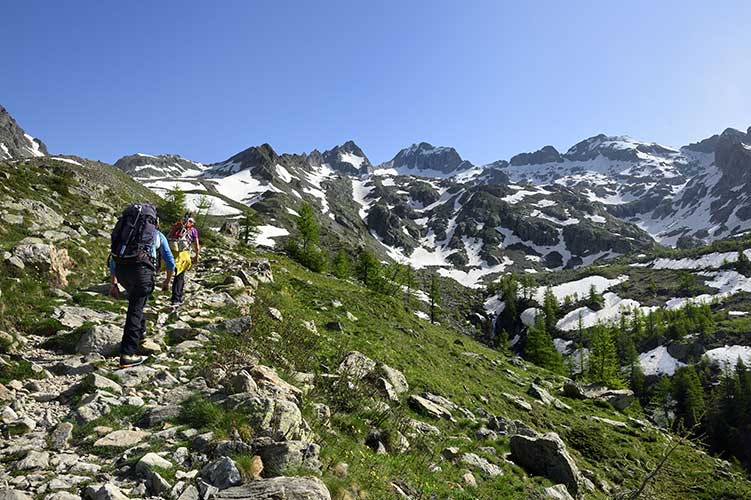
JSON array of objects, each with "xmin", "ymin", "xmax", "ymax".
[
  {"xmin": 530, "ymin": 209, "xmax": 579, "ymax": 226},
  {"xmin": 553, "ymin": 338, "xmax": 574, "ymax": 355},
  {"xmin": 183, "ymin": 193, "xmax": 240, "ymax": 216},
  {"xmin": 254, "ymin": 225, "xmax": 289, "ymax": 248},
  {"xmin": 351, "ymin": 178, "xmax": 375, "ymax": 220},
  {"xmin": 340, "ymin": 152, "xmax": 365, "ymax": 169},
  {"xmin": 24, "ymin": 133, "xmax": 44, "ymax": 157},
  {"xmin": 704, "ymin": 345, "xmax": 751, "ymax": 368},
  {"xmin": 483, "ymin": 296, "xmax": 505, "ymax": 316},
  {"xmin": 414, "ymin": 310, "xmax": 430, "ymax": 321},
  {"xmin": 275, "ymin": 164, "xmax": 293, "ymax": 183},
  {"xmin": 666, "ymin": 270, "xmax": 751, "ymax": 309},
  {"xmin": 51, "ymin": 157, "xmax": 82, "ymax": 166},
  {"xmin": 585, "ymin": 214, "xmax": 607, "ymax": 224},
  {"xmin": 651, "ymin": 249, "xmax": 751, "ymax": 270},
  {"xmin": 211, "ymin": 168, "xmax": 282, "ymax": 205},
  {"xmin": 639, "ymin": 345, "xmax": 685, "ymax": 376},
  {"xmin": 533, "ymin": 275, "xmax": 628, "ymax": 304},
  {"xmin": 436, "ymin": 257, "xmax": 513, "ymax": 288},
  {"xmin": 0, "ymin": 143, "xmax": 10, "ymax": 159},
  {"xmin": 556, "ymin": 292, "xmax": 655, "ymax": 331}
]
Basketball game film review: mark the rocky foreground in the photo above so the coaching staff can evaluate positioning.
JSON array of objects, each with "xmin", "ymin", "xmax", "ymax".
[{"xmin": 0, "ymin": 240, "xmax": 651, "ymax": 500}]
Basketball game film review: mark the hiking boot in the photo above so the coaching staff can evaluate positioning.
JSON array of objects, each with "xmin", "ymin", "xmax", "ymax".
[
  {"xmin": 119, "ymin": 355, "xmax": 148, "ymax": 369},
  {"xmin": 138, "ymin": 339, "xmax": 162, "ymax": 355}
]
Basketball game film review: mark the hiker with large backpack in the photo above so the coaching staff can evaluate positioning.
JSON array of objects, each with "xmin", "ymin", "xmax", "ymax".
[
  {"xmin": 109, "ymin": 203, "xmax": 176, "ymax": 369},
  {"xmin": 167, "ymin": 213, "xmax": 201, "ymax": 308}
]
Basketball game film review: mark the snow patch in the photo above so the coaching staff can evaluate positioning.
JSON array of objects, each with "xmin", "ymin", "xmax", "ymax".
[
  {"xmin": 254, "ymin": 225, "xmax": 289, "ymax": 248},
  {"xmin": 639, "ymin": 345, "xmax": 686, "ymax": 376},
  {"xmin": 51, "ymin": 157, "xmax": 82, "ymax": 166}
]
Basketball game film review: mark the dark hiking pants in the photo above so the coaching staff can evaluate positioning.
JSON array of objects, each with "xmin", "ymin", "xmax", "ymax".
[
  {"xmin": 115, "ymin": 263, "xmax": 155, "ymax": 356},
  {"xmin": 171, "ymin": 271, "xmax": 186, "ymax": 305}
]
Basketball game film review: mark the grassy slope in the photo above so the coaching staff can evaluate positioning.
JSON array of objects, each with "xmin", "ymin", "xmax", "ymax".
[{"xmin": 220, "ymin": 249, "xmax": 751, "ymax": 500}]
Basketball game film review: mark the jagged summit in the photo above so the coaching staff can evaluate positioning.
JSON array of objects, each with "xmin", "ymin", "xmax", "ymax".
[
  {"xmin": 0, "ymin": 105, "xmax": 48, "ymax": 160},
  {"xmin": 380, "ymin": 142, "xmax": 472, "ymax": 175},
  {"xmin": 321, "ymin": 140, "xmax": 372, "ymax": 175}
]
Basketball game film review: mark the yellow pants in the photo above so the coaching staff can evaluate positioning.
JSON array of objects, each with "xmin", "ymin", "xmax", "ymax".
[{"xmin": 163, "ymin": 250, "xmax": 192, "ymax": 275}]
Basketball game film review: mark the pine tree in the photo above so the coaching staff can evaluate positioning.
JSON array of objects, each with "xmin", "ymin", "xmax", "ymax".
[
  {"xmin": 239, "ymin": 209, "xmax": 259, "ymax": 246},
  {"xmin": 296, "ymin": 203, "xmax": 319, "ymax": 251},
  {"xmin": 194, "ymin": 195, "xmax": 213, "ymax": 233},
  {"xmin": 497, "ymin": 329, "xmax": 510, "ymax": 355},
  {"xmin": 542, "ymin": 287, "xmax": 559, "ymax": 334},
  {"xmin": 588, "ymin": 325, "xmax": 621, "ymax": 386},
  {"xmin": 332, "ymin": 249, "xmax": 350, "ymax": 279},
  {"xmin": 524, "ymin": 318, "xmax": 564, "ymax": 372},
  {"xmin": 672, "ymin": 365, "xmax": 705, "ymax": 431},
  {"xmin": 497, "ymin": 274, "xmax": 519, "ymax": 334},
  {"xmin": 286, "ymin": 203, "xmax": 326, "ymax": 272},
  {"xmin": 586, "ymin": 284, "xmax": 605, "ymax": 310},
  {"xmin": 519, "ymin": 274, "xmax": 536, "ymax": 301},
  {"xmin": 356, "ymin": 249, "xmax": 381, "ymax": 289},
  {"xmin": 736, "ymin": 249, "xmax": 751, "ymax": 275},
  {"xmin": 428, "ymin": 272, "xmax": 441, "ymax": 324},
  {"xmin": 630, "ymin": 361, "xmax": 646, "ymax": 403},
  {"xmin": 651, "ymin": 375, "xmax": 675, "ymax": 427},
  {"xmin": 403, "ymin": 264, "xmax": 416, "ymax": 307},
  {"xmin": 574, "ymin": 313, "xmax": 587, "ymax": 377},
  {"xmin": 158, "ymin": 186, "xmax": 186, "ymax": 224}
]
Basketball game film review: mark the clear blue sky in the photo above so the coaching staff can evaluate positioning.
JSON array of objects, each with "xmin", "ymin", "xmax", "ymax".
[{"xmin": 2, "ymin": 0, "xmax": 750, "ymax": 165}]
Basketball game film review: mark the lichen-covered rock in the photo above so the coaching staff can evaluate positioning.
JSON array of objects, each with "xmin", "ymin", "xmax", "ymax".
[
  {"xmin": 214, "ymin": 477, "xmax": 330, "ymax": 500},
  {"xmin": 76, "ymin": 324, "xmax": 121, "ymax": 356},
  {"xmin": 337, "ymin": 351, "xmax": 376, "ymax": 380},
  {"xmin": 510, "ymin": 432, "xmax": 590, "ymax": 496}
]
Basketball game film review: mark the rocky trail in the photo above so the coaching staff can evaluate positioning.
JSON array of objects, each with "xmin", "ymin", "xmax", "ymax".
[{"xmin": 0, "ymin": 248, "xmax": 336, "ymax": 500}]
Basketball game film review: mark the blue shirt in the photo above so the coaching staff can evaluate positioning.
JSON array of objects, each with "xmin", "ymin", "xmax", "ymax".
[{"xmin": 109, "ymin": 230, "xmax": 176, "ymax": 275}]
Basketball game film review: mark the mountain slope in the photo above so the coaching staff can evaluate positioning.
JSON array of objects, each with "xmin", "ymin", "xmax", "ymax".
[{"xmin": 0, "ymin": 105, "xmax": 48, "ymax": 160}]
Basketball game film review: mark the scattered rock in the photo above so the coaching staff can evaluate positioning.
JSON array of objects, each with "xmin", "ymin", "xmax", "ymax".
[
  {"xmin": 408, "ymin": 394, "xmax": 453, "ymax": 420},
  {"xmin": 214, "ymin": 477, "xmax": 330, "ymax": 500},
  {"xmin": 16, "ymin": 450, "xmax": 50, "ymax": 470},
  {"xmin": 76, "ymin": 324, "xmax": 122, "ymax": 356},
  {"xmin": 544, "ymin": 484, "xmax": 575, "ymax": 500},
  {"xmin": 94, "ymin": 429, "xmax": 150, "ymax": 448},
  {"xmin": 337, "ymin": 351, "xmax": 376, "ymax": 379},
  {"xmin": 200, "ymin": 457, "xmax": 242, "ymax": 490},
  {"xmin": 0, "ymin": 490, "xmax": 33, "ymax": 500},
  {"xmin": 135, "ymin": 452, "xmax": 173, "ymax": 476},
  {"xmin": 51, "ymin": 422, "xmax": 74, "ymax": 450},
  {"xmin": 510, "ymin": 432, "xmax": 590, "ymax": 496}
]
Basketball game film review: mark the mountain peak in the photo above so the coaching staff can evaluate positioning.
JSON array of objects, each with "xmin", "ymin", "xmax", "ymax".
[
  {"xmin": 0, "ymin": 105, "xmax": 49, "ymax": 160},
  {"xmin": 384, "ymin": 142, "xmax": 469, "ymax": 175},
  {"xmin": 509, "ymin": 145, "xmax": 562, "ymax": 166},
  {"xmin": 322, "ymin": 140, "xmax": 372, "ymax": 175}
]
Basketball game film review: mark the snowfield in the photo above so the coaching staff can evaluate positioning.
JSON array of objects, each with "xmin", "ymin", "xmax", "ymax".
[
  {"xmin": 639, "ymin": 345, "xmax": 686, "ymax": 376},
  {"xmin": 254, "ymin": 225, "xmax": 289, "ymax": 247},
  {"xmin": 556, "ymin": 292, "xmax": 655, "ymax": 331},
  {"xmin": 533, "ymin": 275, "xmax": 628, "ymax": 304},
  {"xmin": 704, "ymin": 345, "xmax": 751, "ymax": 368},
  {"xmin": 650, "ymin": 249, "xmax": 751, "ymax": 270},
  {"xmin": 665, "ymin": 270, "xmax": 751, "ymax": 309}
]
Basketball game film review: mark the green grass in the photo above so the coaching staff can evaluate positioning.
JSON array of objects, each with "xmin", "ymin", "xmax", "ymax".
[
  {"xmin": 178, "ymin": 395, "xmax": 254, "ymax": 441},
  {"xmin": 0, "ymin": 358, "xmax": 42, "ymax": 384},
  {"xmin": 191, "ymin": 249, "xmax": 751, "ymax": 499}
]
